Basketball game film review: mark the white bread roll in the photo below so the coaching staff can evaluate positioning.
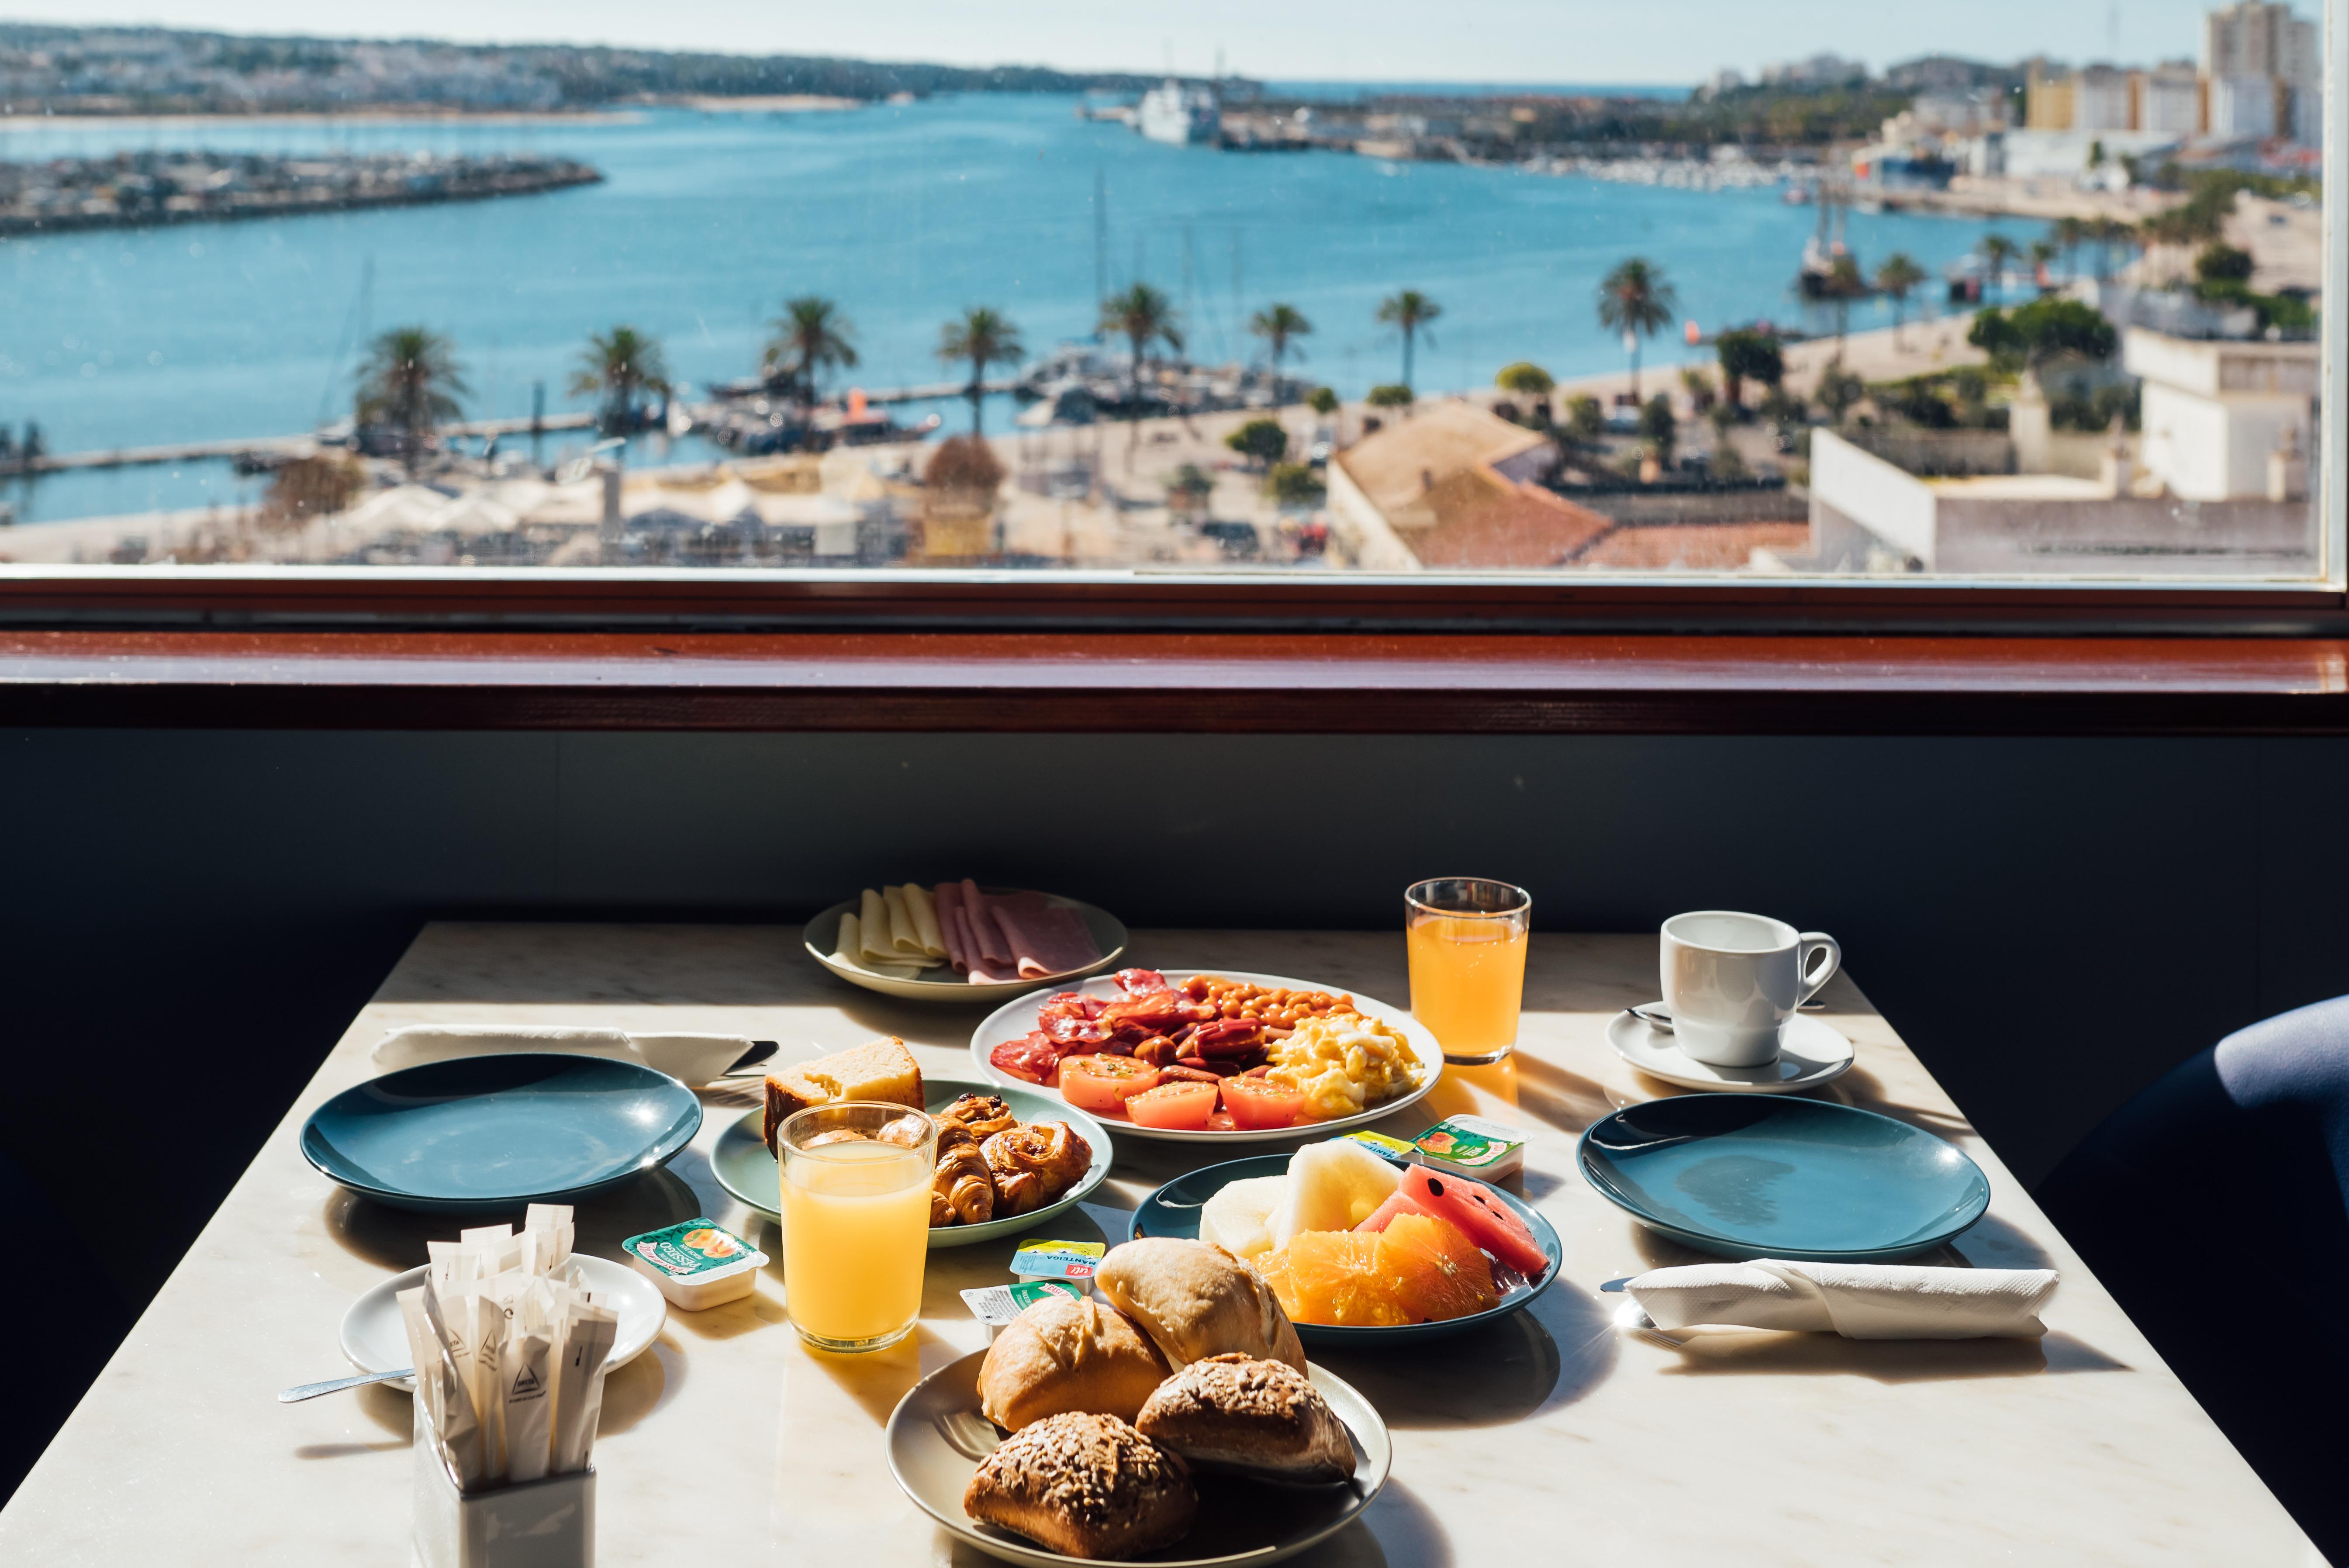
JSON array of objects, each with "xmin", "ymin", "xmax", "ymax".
[
  {"xmin": 976, "ymin": 1295, "xmax": 1171, "ymax": 1432},
  {"xmin": 1096, "ymin": 1237, "xmax": 1307, "ymax": 1373}
]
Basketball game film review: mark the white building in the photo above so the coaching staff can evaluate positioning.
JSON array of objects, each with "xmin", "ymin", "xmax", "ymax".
[
  {"xmin": 2073, "ymin": 67, "xmax": 2135, "ymax": 132},
  {"xmin": 2210, "ymin": 73, "xmax": 2283, "ymax": 137},
  {"xmin": 2137, "ymin": 66, "xmax": 2204, "ymax": 136},
  {"xmin": 2125, "ymin": 328, "xmax": 2317, "ymax": 501},
  {"xmin": 2204, "ymin": 0, "xmax": 2320, "ymax": 88}
]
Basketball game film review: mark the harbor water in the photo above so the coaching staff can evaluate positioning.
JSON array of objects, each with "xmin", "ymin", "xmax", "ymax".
[{"xmin": 1, "ymin": 92, "xmax": 2001, "ymax": 525}]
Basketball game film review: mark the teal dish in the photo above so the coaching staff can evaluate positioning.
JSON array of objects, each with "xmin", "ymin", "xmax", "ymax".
[
  {"xmin": 300, "ymin": 1054, "xmax": 702, "ymax": 1214},
  {"xmin": 1129, "ymin": 1153, "xmax": 1563, "ymax": 1345},
  {"xmin": 1577, "ymin": 1095, "xmax": 1991, "ymax": 1261},
  {"xmin": 710, "ymin": 1080, "xmax": 1113, "ymax": 1249}
]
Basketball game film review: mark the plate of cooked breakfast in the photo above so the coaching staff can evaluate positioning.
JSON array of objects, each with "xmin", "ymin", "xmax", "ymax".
[
  {"xmin": 971, "ymin": 969, "xmax": 1442, "ymax": 1143},
  {"xmin": 709, "ymin": 1037, "xmax": 1112, "ymax": 1247},
  {"xmin": 805, "ymin": 881, "xmax": 1128, "ymax": 1002},
  {"xmin": 886, "ymin": 1236, "xmax": 1390, "ymax": 1566},
  {"xmin": 1130, "ymin": 1139, "xmax": 1563, "ymax": 1346}
]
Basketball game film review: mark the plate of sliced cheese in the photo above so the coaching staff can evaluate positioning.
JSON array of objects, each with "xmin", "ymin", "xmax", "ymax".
[{"xmin": 803, "ymin": 882, "xmax": 1127, "ymax": 1003}]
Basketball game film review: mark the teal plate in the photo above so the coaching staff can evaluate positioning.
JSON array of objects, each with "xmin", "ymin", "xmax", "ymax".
[
  {"xmin": 711, "ymin": 1079, "xmax": 1113, "ymax": 1248},
  {"xmin": 1130, "ymin": 1153, "xmax": 1563, "ymax": 1345},
  {"xmin": 301, "ymin": 1053, "xmax": 702, "ymax": 1214},
  {"xmin": 1577, "ymin": 1094, "xmax": 1991, "ymax": 1262}
]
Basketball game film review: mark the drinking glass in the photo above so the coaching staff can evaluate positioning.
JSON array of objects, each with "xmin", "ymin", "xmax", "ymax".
[
  {"xmin": 1406, "ymin": 877, "xmax": 1531, "ymax": 1065},
  {"xmin": 778, "ymin": 1102, "xmax": 936, "ymax": 1353}
]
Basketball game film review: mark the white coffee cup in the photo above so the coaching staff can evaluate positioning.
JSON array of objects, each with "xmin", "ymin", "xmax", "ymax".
[{"xmin": 1659, "ymin": 911, "xmax": 1841, "ymax": 1067}]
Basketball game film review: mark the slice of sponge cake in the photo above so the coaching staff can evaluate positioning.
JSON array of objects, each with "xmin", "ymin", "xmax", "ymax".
[{"xmin": 762, "ymin": 1036, "xmax": 926, "ymax": 1151}]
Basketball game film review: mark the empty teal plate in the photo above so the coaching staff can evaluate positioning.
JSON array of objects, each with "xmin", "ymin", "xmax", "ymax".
[
  {"xmin": 1577, "ymin": 1095, "xmax": 1990, "ymax": 1261},
  {"xmin": 1130, "ymin": 1153, "xmax": 1562, "ymax": 1345},
  {"xmin": 301, "ymin": 1054, "xmax": 703, "ymax": 1214}
]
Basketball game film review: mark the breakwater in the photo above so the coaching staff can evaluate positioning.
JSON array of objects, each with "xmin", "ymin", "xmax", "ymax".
[{"xmin": 0, "ymin": 150, "xmax": 600, "ymax": 235}]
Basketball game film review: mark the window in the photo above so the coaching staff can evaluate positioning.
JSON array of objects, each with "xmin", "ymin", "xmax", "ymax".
[{"xmin": 0, "ymin": 7, "xmax": 2335, "ymax": 593}]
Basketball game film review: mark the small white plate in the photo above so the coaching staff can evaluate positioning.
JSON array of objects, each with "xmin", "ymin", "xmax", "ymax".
[
  {"xmin": 970, "ymin": 970, "xmax": 1442, "ymax": 1144},
  {"xmin": 1607, "ymin": 1006, "xmax": 1856, "ymax": 1094},
  {"xmin": 802, "ymin": 890, "xmax": 1128, "ymax": 1004},
  {"xmin": 339, "ymin": 1254, "xmax": 668, "ymax": 1392}
]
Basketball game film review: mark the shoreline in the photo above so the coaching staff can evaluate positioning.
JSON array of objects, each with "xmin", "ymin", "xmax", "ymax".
[{"xmin": 0, "ymin": 109, "xmax": 645, "ymax": 131}]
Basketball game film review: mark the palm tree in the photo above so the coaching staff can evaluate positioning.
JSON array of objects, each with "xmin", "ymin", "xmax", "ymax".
[
  {"xmin": 1375, "ymin": 289, "xmax": 1441, "ymax": 390},
  {"xmin": 1099, "ymin": 283, "xmax": 1183, "ymax": 463},
  {"xmin": 2050, "ymin": 216, "xmax": 2086, "ymax": 280},
  {"xmin": 1981, "ymin": 234, "xmax": 2020, "ymax": 299},
  {"xmin": 356, "ymin": 325, "xmax": 465, "ymax": 474},
  {"xmin": 1875, "ymin": 254, "xmax": 1927, "ymax": 349},
  {"xmin": 2027, "ymin": 240, "xmax": 2059, "ymax": 293},
  {"xmin": 567, "ymin": 325, "xmax": 671, "ymax": 435},
  {"xmin": 763, "ymin": 296, "xmax": 858, "ymax": 407},
  {"xmin": 1595, "ymin": 258, "xmax": 1677, "ymax": 406},
  {"xmin": 936, "ymin": 307, "xmax": 1025, "ymax": 435},
  {"xmin": 1250, "ymin": 303, "xmax": 1313, "ymax": 382},
  {"xmin": 1820, "ymin": 256, "xmax": 1868, "ymax": 352}
]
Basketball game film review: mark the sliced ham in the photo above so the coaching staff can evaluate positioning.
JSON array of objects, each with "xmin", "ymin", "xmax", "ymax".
[
  {"xmin": 934, "ymin": 881, "xmax": 971, "ymax": 973},
  {"xmin": 988, "ymin": 891, "xmax": 1104, "ymax": 979},
  {"xmin": 964, "ymin": 878, "xmax": 1013, "ymax": 967}
]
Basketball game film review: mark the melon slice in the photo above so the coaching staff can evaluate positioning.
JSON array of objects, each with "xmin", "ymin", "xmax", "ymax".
[
  {"xmin": 1198, "ymin": 1175, "xmax": 1287, "ymax": 1259},
  {"xmin": 1397, "ymin": 1164, "xmax": 1548, "ymax": 1277},
  {"xmin": 1268, "ymin": 1140, "xmax": 1402, "ymax": 1248}
]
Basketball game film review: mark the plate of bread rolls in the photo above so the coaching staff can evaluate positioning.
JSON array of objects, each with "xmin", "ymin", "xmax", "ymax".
[
  {"xmin": 886, "ymin": 1237, "xmax": 1391, "ymax": 1566},
  {"xmin": 710, "ymin": 1037, "xmax": 1112, "ymax": 1248}
]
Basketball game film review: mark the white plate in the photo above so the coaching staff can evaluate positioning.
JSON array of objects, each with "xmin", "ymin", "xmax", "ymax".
[
  {"xmin": 802, "ymin": 890, "xmax": 1128, "ymax": 1003},
  {"xmin": 1607, "ymin": 1006, "xmax": 1855, "ymax": 1093},
  {"xmin": 339, "ymin": 1254, "xmax": 668, "ymax": 1392},
  {"xmin": 969, "ymin": 970, "xmax": 1442, "ymax": 1143},
  {"xmin": 886, "ymin": 1349, "xmax": 1390, "ymax": 1568}
]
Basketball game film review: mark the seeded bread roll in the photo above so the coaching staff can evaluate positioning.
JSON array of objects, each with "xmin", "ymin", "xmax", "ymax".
[
  {"xmin": 977, "ymin": 1296, "xmax": 1172, "ymax": 1432},
  {"xmin": 963, "ymin": 1413, "xmax": 1196, "ymax": 1560},
  {"xmin": 1096, "ymin": 1237, "xmax": 1308, "ymax": 1372},
  {"xmin": 1135, "ymin": 1353, "xmax": 1356, "ymax": 1483}
]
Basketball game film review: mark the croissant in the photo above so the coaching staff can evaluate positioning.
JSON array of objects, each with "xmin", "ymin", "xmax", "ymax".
[
  {"xmin": 932, "ymin": 1126, "xmax": 996, "ymax": 1226},
  {"xmin": 982, "ymin": 1121, "xmax": 1093, "ymax": 1216},
  {"xmin": 941, "ymin": 1094, "xmax": 1020, "ymax": 1141}
]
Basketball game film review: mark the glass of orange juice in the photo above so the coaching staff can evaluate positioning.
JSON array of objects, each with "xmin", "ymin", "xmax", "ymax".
[
  {"xmin": 1406, "ymin": 877, "xmax": 1531, "ymax": 1065},
  {"xmin": 778, "ymin": 1102, "xmax": 936, "ymax": 1353}
]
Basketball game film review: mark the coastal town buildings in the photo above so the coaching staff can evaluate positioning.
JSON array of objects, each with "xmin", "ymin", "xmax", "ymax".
[{"xmin": 2015, "ymin": 1, "xmax": 2320, "ymax": 151}]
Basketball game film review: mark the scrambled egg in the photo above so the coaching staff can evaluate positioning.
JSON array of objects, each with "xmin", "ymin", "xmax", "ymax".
[{"xmin": 1267, "ymin": 1012, "xmax": 1424, "ymax": 1119}]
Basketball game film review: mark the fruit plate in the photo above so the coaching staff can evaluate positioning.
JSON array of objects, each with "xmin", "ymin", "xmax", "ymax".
[
  {"xmin": 1129, "ymin": 1153, "xmax": 1562, "ymax": 1346},
  {"xmin": 969, "ymin": 970, "xmax": 1444, "ymax": 1144},
  {"xmin": 803, "ymin": 890, "xmax": 1127, "ymax": 1003},
  {"xmin": 885, "ymin": 1347, "xmax": 1390, "ymax": 1568},
  {"xmin": 708, "ymin": 1079, "xmax": 1113, "ymax": 1249}
]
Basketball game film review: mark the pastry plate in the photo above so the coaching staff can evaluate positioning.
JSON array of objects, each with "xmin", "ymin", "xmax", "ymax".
[
  {"xmin": 1578, "ymin": 1094, "xmax": 1991, "ymax": 1262},
  {"xmin": 886, "ymin": 1348, "xmax": 1390, "ymax": 1568},
  {"xmin": 709, "ymin": 1078, "xmax": 1113, "ymax": 1248},
  {"xmin": 1130, "ymin": 1153, "xmax": 1563, "ymax": 1345},
  {"xmin": 300, "ymin": 1054, "xmax": 703, "ymax": 1214},
  {"xmin": 1607, "ymin": 1007, "xmax": 1855, "ymax": 1094},
  {"xmin": 340, "ymin": 1254, "xmax": 667, "ymax": 1393},
  {"xmin": 803, "ymin": 890, "xmax": 1128, "ymax": 1003},
  {"xmin": 970, "ymin": 971, "xmax": 1444, "ymax": 1144}
]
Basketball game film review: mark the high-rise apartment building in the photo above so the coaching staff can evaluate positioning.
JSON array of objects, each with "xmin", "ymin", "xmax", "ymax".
[{"xmin": 2203, "ymin": 0, "xmax": 2319, "ymax": 86}]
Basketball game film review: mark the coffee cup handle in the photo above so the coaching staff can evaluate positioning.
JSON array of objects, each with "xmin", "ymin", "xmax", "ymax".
[{"xmin": 1796, "ymin": 933, "xmax": 1841, "ymax": 1006}]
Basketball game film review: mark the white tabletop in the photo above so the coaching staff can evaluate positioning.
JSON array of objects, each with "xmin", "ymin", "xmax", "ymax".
[{"xmin": 0, "ymin": 924, "xmax": 2317, "ymax": 1565}]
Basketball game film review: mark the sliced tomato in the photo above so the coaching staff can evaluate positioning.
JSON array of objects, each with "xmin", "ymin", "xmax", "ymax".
[
  {"xmin": 1398, "ymin": 1164, "xmax": 1548, "ymax": 1276},
  {"xmin": 1221, "ymin": 1074, "xmax": 1305, "ymax": 1130},
  {"xmin": 990, "ymin": 1033, "xmax": 1063, "ymax": 1086},
  {"xmin": 1059, "ymin": 1055, "xmax": 1160, "ymax": 1114},
  {"xmin": 1125, "ymin": 1080, "xmax": 1218, "ymax": 1131}
]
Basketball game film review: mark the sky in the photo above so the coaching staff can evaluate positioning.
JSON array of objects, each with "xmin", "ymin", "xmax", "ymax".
[{"xmin": 30, "ymin": 1, "xmax": 2240, "ymax": 85}]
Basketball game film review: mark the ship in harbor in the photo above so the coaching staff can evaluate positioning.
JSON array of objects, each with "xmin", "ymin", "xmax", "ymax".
[{"xmin": 1136, "ymin": 79, "xmax": 1220, "ymax": 145}]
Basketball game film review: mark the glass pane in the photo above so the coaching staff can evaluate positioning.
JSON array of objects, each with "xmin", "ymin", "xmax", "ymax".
[{"xmin": 0, "ymin": 9, "xmax": 2328, "ymax": 581}]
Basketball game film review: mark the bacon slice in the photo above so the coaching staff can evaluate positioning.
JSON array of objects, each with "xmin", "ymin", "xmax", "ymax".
[{"xmin": 990, "ymin": 1033, "xmax": 1062, "ymax": 1085}]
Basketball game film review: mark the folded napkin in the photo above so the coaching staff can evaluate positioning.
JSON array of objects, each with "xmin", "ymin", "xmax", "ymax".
[
  {"xmin": 1627, "ymin": 1259, "xmax": 2058, "ymax": 1340},
  {"xmin": 374, "ymin": 1025, "xmax": 641, "ymax": 1072}
]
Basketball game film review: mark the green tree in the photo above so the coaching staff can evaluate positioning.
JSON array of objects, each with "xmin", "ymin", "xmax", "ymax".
[
  {"xmin": 1250, "ymin": 303, "xmax": 1313, "ymax": 379},
  {"xmin": 1714, "ymin": 328, "xmax": 1784, "ymax": 409},
  {"xmin": 1874, "ymin": 254, "xmax": 1927, "ymax": 349},
  {"xmin": 937, "ymin": 306, "xmax": 1025, "ymax": 435},
  {"xmin": 1705, "ymin": 401, "xmax": 1745, "ymax": 480},
  {"xmin": 1596, "ymin": 257, "xmax": 1678, "ymax": 405},
  {"xmin": 1365, "ymin": 383, "xmax": 1415, "ymax": 409},
  {"xmin": 1637, "ymin": 392, "xmax": 1676, "ymax": 467},
  {"xmin": 1563, "ymin": 394, "xmax": 1604, "ymax": 442},
  {"xmin": 356, "ymin": 325, "xmax": 465, "ymax": 474},
  {"xmin": 1817, "ymin": 364, "xmax": 1865, "ymax": 424},
  {"xmin": 1164, "ymin": 463, "xmax": 1214, "ymax": 521},
  {"xmin": 1981, "ymin": 234, "xmax": 2021, "ymax": 296},
  {"xmin": 1819, "ymin": 254, "xmax": 1869, "ymax": 351},
  {"xmin": 2027, "ymin": 240, "xmax": 2059, "ymax": 292},
  {"xmin": 567, "ymin": 325, "xmax": 671, "ymax": 436},
  {"xmin": 1495, "ymin": 361, "xmax": 1555, "ymax": 398},
  {"xmin": 1099, "ymin": 283, "xmax": 1184, "ymax": 461},
  {"xmin": 1374, "ymin": 289, "xmax": 1441, "ymax": 388},
  {"xmin": 1265, "ymin": 461, "xmax": 1325, "ymax": 506},
  {"xmin": 1306, "ymin": 386, "xmax": 1339, "ymax": 417},
  {"xmin": 763, "ymin": 296, "xmax": 858, "ymax": 406},
  {"xmin": 1966, "ymin": 297, "xmax": 2118, "ymax": 373},
  {"xmin": 1226, "ymin": 416, "xmax": 1289, "ymax": 469},
  {"xmin": 2196, "ymin": 243, "xmax": 2255, "ymax": 285}
]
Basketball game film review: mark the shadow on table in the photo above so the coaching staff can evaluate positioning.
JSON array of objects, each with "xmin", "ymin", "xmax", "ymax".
[
  {"xmin": 324, "ymin": 1168, "xmax": 706, "ymax": 1271},
  {"xmin": 1624, "ymin": 1213, "xmax": 2055, "ymax": 1277},
  {"xmin": 596, "ymin": 1337, "xmax": 677, "ymax": 1435},
  {"xmin": 1508, "ymin": 1053, "xmax": 1615, "ymax": 1137},
  {"xmin": 1654, "ymin": 1326, "xmax": 2127, "ymax": 1382},
  {"xmin": 1317, "ymin": 1275, "xmax": 1617, "ymax": 1429},
  {"xmin": 807, "ymin": 1323, "xmax": 961, "ymax": 1427},
  {"xmin": 1818, "ymin": 1063, "xmax": 1974, "ymax": 1140}
]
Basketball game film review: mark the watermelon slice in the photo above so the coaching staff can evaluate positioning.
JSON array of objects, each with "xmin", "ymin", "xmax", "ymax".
[
  {"xmin": 1352, "ymin": 1188, "xmax": 1435, "ymax": 1235},
  {"xmin": 1398, "ymin": 1164, "xmax": 1548, "ymax": 1276}
]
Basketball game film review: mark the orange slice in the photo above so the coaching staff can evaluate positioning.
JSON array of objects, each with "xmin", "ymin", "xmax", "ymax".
[
  {"xmin": 1374, "ymin": 1212, "xmax": 1499, "ymax": 1322},
  {"xmin": 1256, "ymin": 1231, "xmax": 1411, "ymax": 1326}
]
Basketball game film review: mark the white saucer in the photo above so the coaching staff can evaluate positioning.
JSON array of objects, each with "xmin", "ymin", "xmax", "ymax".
[
  {"xmin": 339, "ymin": 1254, "xmax": 667, "ymax": 1392},
  {"xmin": 1607, "ymin": 1006, "xmax": 1855, "ymax": 1094}
]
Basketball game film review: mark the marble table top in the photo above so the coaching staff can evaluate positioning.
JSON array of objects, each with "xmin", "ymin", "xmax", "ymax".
[{"xmin": 0, "ymin": 925, "xmax": 2318, "ymax": 1565}]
